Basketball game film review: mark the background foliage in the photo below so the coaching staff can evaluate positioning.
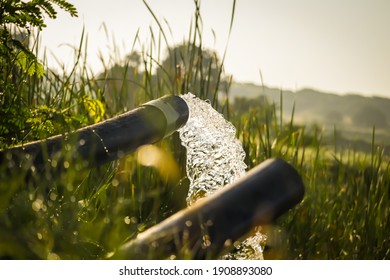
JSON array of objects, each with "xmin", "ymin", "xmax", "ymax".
[{"xmin": 0, "ymin": 0, "xmax": 389, "ymax": 260}]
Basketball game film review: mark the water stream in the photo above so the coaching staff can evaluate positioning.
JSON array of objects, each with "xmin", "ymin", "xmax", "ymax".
[{"xmin": 178, "ymin": 93, "xmax": 266, "ymax": 260}]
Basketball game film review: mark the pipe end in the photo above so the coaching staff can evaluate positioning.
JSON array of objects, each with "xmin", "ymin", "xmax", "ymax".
[{"xmin": 143, "ymin": 95, "xmax": 189, "ymax": 136}]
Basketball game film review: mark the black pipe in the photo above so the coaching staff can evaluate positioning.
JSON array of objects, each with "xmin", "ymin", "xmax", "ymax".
[
  {"xmin": 0, "ymin": 95, "xmax": 189, "ymax": 172},
  {"xmin": 111, "ymin": 158, "xmax": 305, "ymax": 260}
]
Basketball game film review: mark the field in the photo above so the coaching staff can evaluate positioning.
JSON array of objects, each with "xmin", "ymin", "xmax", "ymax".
[{"xmin": 0, "ymin": 1, "xmax": 389, "ymax": 260}]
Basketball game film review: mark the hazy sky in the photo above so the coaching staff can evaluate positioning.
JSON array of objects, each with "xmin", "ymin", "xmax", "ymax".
[{"xmin": 40, "ymin": 0, "xmax": 390, "ymax": 97}]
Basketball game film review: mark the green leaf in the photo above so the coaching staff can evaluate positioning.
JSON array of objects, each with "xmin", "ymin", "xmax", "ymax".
[
  {"xmin": 15, "ymin": 51, "xmax": 45, "ymax": 77},
  {"xmin": 51, "ymin": 0, "xmax": 78, "ymax": 17}
]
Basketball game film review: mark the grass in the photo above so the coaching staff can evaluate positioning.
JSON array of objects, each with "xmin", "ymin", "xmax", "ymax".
[{"xmin": 0, "ymin": 0, "xmax": 389, "ymax": 260}]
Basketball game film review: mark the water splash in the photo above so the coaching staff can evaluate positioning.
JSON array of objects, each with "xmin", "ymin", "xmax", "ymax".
[
  {"xmin": 178, "ymin": 92, "xmax": 266, "ymax": 260},
  {"xmin": 178, "ymin": 93, "xmax": 246, "ymax": 204}
]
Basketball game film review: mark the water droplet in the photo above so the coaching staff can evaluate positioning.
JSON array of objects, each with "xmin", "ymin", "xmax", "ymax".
[
  {"xmin": 78, "ymin": 200, "xmax": 86, "ymax": 207},
  {"xmin": 32, "ymin": 198, "xmax": 43, "ymax": 212},
  {"xmin": 224, "ymin": 239, "xmax": 232, "ymax": 247},
  {"xmin": 185, "ymin": 220, "xmax": 192, "ymax": 227},
  {"xmin": 49, "ymin": 192, "xmax": 57, "ymax": 201},
  {"xmin": 124, "ymin": 216, "xmax": 131, "ymax": 224},
  {"xmin": 202, "ymin": 234, "xmax": 212, "ymax": 248},
  {"xmin": 112, "ymin": 178, "xmax": 119, "ymax": 187}
]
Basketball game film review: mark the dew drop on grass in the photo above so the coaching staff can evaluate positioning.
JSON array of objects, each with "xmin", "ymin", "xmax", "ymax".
[
  {"xmin": 63, "ymin": 161, "xmax": 70, "ymax": 169},
  {"xmin": 112, "ymin": 178, "xmax": 119, "ymax": 187},
  {"xmin": 178, "ymin": 92, "xmax": 266, "ymax": 260},
  {"xmin": 79, "ymin": 139, "xmax": 86, "ymax": 146},
  {"xmin": 49, "ymin": 192, "xmax": 57, "ymax": 201},
  {"xmin": 124, "ymin": 216, "xmax": 131, "ymax": 224},
  {"xmin": 37, "ymin": 232, "xmax": 43, "ymax": 240},
  {"xmin": 32, "ymin": 198, "xmax": 43, "ymax": 212},
  {"xmin": 185, "ymin": 220, "xmax": 192, "ymax": 227}
]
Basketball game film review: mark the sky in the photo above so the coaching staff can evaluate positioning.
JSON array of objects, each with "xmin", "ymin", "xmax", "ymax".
[{"xmin": 40, "ymin": 0, "xmax": 390, "ymax": 98}]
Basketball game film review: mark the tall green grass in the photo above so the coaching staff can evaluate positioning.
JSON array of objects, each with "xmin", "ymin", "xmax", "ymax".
[
  {"xmin": 234, "ymin": 100, "xmax": 390, "ymax": 259},
  {"xmin": 0, "ymin": 0, "xmax": 389, "ymax": 259}
]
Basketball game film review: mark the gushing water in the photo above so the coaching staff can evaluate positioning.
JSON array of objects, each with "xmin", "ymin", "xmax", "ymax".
[
  {"xmin": 178, "ymin": 92, "xmax": 266, "ymax": 260},
  {"xmin": 178, "ymin": 93, "xmax": 246, "ymax": 205}
]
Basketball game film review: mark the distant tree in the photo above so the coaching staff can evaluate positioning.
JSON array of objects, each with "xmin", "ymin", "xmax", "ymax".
[
  {"xmin": 230, "ymin": 95, "xmax": 276, "ymax": 129},
  {"xmin": 351, "ymin": 105, "xmax": 388, "ymax": 129},
  {"xmin": 98, "ymin": 51, "xmax": 143, "ymax": 114},
  {"xmin": 232, "ymin": 95, "xmax": 269, "ymax": 114},
  {"xmin": 158, "ymin": 43, "xmax": 228, "ymax": 102},
  {"xmin": 325, "ymin": 110, "xmax": 344, "ymax": 124},
  {"xmin": 99, "ymin": 43, "xmax": 229, "ymax": 113}
]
